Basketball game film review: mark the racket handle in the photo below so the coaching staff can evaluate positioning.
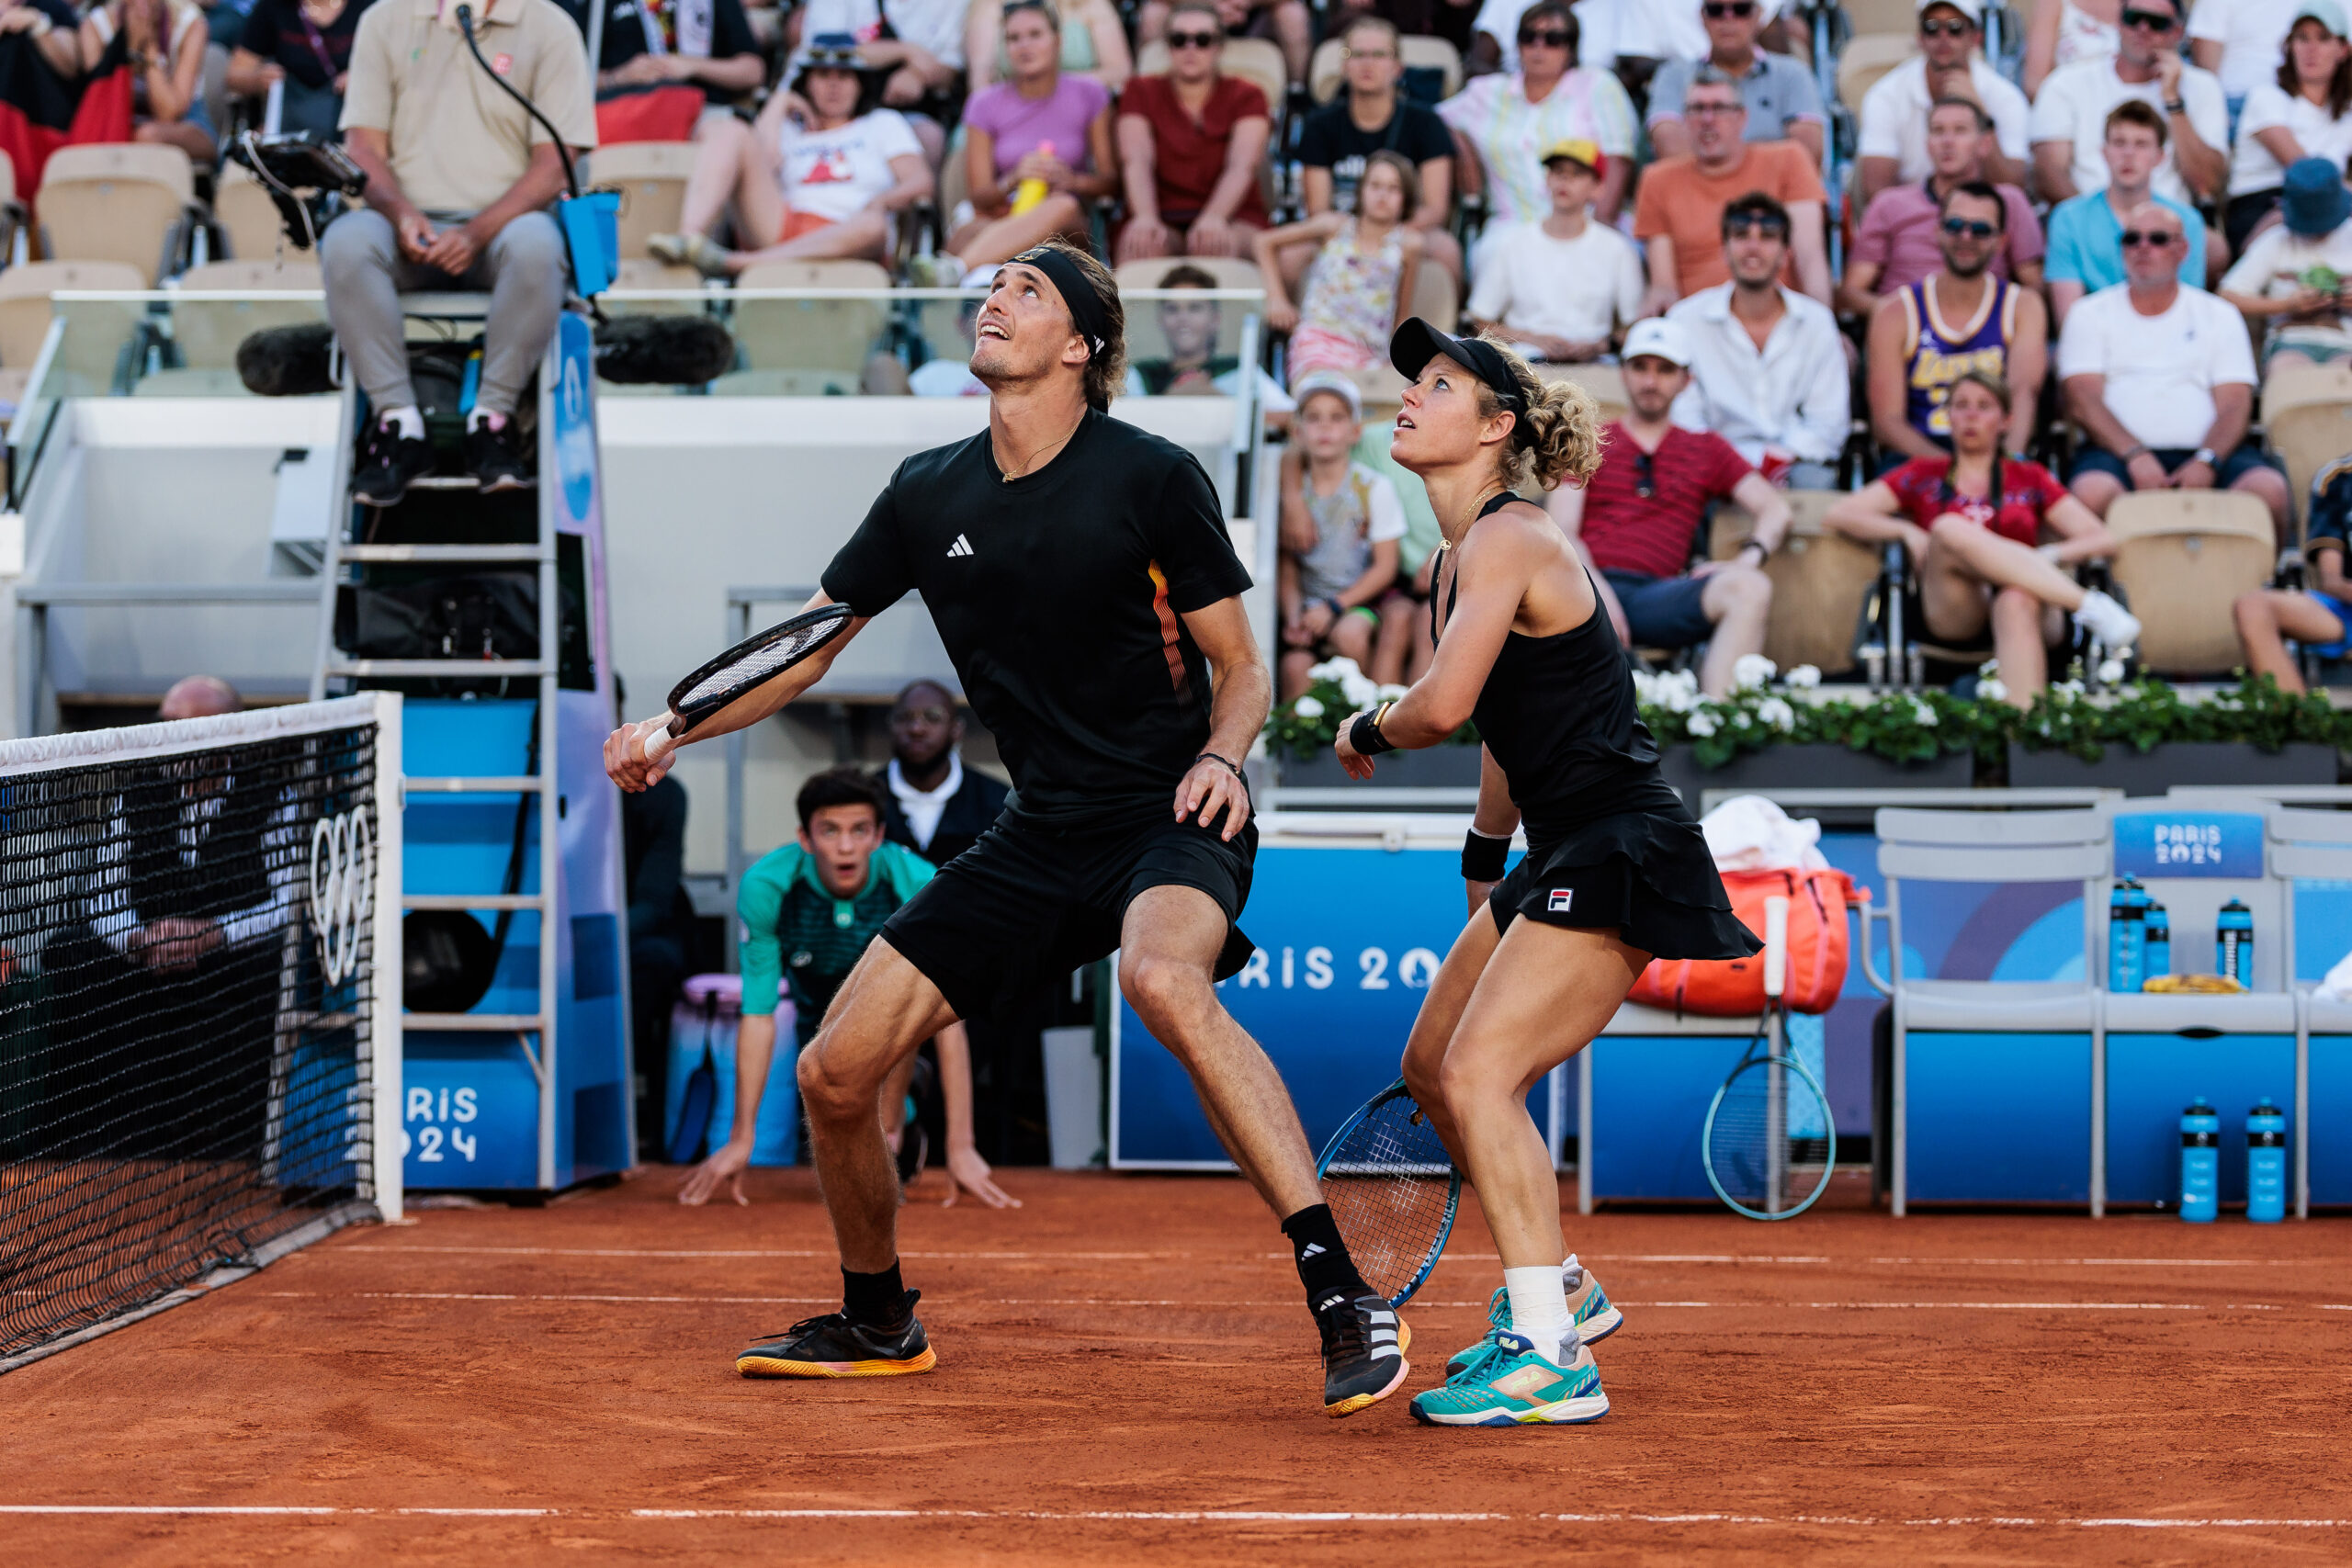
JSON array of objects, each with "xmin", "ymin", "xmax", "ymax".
[{"xmin": 1762, "ymin": 895, "xmax": 1789, "ymax": 1000}]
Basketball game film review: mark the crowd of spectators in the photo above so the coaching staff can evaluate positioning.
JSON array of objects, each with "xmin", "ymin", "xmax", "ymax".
[{"xmin": 14, "ymin": 0, "xmax": 2352, "ymax": 706}]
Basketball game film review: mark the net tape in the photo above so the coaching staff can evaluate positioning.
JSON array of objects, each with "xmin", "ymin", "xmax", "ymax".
[
  {"xmin": 1321, "ymin": 1094, "xmax": 1454, "ymax": 1304},
  {"xmin": 1, "ymin": 706, "xmax": 380, "ymax": 1362}
]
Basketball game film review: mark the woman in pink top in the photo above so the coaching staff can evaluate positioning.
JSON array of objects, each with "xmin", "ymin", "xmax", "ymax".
[{"xmin": 944, "ymin": 0, "xmax": 1118, "ymax": 276}]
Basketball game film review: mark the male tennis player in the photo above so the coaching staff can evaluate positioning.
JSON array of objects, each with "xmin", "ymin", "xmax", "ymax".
[{"xmin": 606, "ymin": 240, "xmax": 1408, "ymax": 1416}]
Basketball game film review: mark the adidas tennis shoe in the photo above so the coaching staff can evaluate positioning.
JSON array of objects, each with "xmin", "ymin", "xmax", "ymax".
[
  {"xmin": 736, "ymin": 1291, "xmax": 937, "ymax": 1378},
  {"xmin": 1411, "ymin": 1333, "xmax": 1610, "ymax": 1427},
  {"xmin": 1444, "ymin": 1260, "xmax": 1623, "ymax": 1377},
  {"xmin": 1317, "ymin": 1290, "xmax": 1412, "ymax": 1416}
]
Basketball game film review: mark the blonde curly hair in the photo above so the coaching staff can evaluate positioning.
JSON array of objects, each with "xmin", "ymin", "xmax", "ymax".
[{"xmin": 1464, "ymin": 332, "xmax": 1604, "ymax": 494}]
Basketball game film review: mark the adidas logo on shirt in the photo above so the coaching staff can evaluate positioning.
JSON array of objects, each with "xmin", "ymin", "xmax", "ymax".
[{"xmin": 946, "ymin": 535, "xmax": 975, "ymax": 558}]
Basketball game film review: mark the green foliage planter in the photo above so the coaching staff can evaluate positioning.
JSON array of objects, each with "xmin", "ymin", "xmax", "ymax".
[
  {"xmin": 1658, "ymin": 742, "xmax": 1973, "ymax": 805},
  {"xmin": 2006, "ymin": 741, "xmax": 2339, "ymax": 794},
  {"xmin": 2006, "ymin": 676, "xmax": 2350, "ymax": 793}
]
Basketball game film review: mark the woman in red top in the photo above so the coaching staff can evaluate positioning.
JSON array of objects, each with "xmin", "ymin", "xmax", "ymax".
[{"xmin": 1826, "ymin": 370, "xmax": 2138, "ymax": 705}]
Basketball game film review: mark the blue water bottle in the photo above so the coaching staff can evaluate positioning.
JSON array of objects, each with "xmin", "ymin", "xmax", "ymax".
[
  {"xmin": 2143, "ymin": 900, "xmax": 2170, "ymax": 983},
  {"xmin": 2217, "ymin": 899, "xmax": 2254, "ymax": 987},
  {"xmin": 2108, "ymin": 878, "xmax": 2145, "ymax": 992},
  {"xmin": 2247, "ymin": 1100, "xmax": 2287, "ymax": 1223},
  {"xmin": 2179, "ymin": 1100, "xmax": 2220, "ymax": 1222}
]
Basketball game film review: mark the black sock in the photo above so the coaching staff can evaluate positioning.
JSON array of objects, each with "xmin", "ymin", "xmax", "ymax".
[
  {"xmin": 842, "ymin": 1260, "xmax": 908, "ymax": 1327},
  {"xmin": 1281, "ymin": 1203, "xmax": 1367, "ymax": 1314}
]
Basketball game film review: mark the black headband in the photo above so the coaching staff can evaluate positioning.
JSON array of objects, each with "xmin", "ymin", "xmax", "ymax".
[
  {"xmin": 1389, "ymin": 318, "xmax": 1534, "ymax": 449},
  {"xmin": 1011, "ymin": 245, "xmax": 1112, "ymax": 367}
]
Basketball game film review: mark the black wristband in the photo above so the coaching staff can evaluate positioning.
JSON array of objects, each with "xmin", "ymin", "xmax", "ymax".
[
  {"xmin": 1193, "ymin": 751, "xmax": 1246, "ymax": 783},
  {"xmin": 1462, "ymin": 828, "xmax": 1510, "ymax": 883},
  {"xmin": 1350, "ymin": 703, "xmax": 1397, "ymax": 755}
]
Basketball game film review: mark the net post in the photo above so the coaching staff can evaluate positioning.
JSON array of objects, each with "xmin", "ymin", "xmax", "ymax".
[{"xmin": 369, "ymin": 689, "xmax": 405, "ymax": 1224}]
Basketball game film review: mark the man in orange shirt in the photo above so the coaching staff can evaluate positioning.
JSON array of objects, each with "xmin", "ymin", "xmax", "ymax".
[{"xmin": 1634, "ymin": 65, "xmax": 1831, "ymax": 313}]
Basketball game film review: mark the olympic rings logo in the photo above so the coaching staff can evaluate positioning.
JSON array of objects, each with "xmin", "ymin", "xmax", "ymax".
[{"xmin": 310, "ymin": 807, "xmax": 374, "ymax": 986}]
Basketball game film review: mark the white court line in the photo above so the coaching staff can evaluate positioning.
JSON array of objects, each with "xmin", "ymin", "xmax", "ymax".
[
  {"xmin": 245, "ymin": 1291, "xmax": 2325, "ymax": 1313},
  {"xmin": 336, "ymin": 1246, "xmax": 2342, "ymax": 1269},
  {"xmin": 3, "ymin": 1504, "xmax": 2346, "ymax": 1530}
]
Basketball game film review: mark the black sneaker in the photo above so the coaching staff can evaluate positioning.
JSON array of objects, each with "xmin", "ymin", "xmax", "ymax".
[
  {"xmin": 895, "ymin": 1120, "xmax": 928, "ymax": 1190},
  {"xmin": 464, "ymin": 415, "xmax": 534, "ymax": 492},
  {"xmin": 351, "ymin": 417, "xmax": 433, "ymax": 507},
  {"xmin": 1316, "ymin": 1289, "xmax": 1410, "ymax": 1417},
  {"xmin": 737, "ymin": 1291, "xmax": 935, "ymax": 1379}
]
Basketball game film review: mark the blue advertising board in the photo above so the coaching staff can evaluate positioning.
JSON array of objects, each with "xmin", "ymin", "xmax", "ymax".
[{"xmin": 2112, "ymin": 810, "xmax": 2266, "ymax": 880}]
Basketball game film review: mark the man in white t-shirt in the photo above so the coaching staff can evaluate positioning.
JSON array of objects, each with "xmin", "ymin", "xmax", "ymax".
[
  {"xmin": 2059, "ymin": 199, "xmax": 2289, "ymax": 530},
  {"xmin": 2030, "ymin": 0, "xmax": 2228, "ymax": 205},
  {"xmin": 2188, "ymin": 0, "xmax": 2300, "ymax": 107},
  {"xmin": 1854, "ymin": 0, "xmax": 2030, "ymax": 207},
  {"xmin": 1465, "ymin": 139, "xmax": 1643, "ymax": 361}
]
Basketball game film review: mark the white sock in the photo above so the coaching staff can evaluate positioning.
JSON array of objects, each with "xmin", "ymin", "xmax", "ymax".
[
  {"xmin": 1562, "ymin": 1252, "xmax": 1584, "ymax": 1293},
  {"xmin": 1503, "ymin": 1265, "xmax": 1569, "ymax": 1367},
  {"xmin": 466, "ymin": 407, "xmax": 508, "ymax": 434},
  {"xmin": 378, "ymin": 404, "xmax": 423, "ymax": 441}
]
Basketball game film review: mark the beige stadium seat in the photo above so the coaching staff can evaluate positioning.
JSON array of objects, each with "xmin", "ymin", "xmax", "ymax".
[
  {"xmin": 607, "ymin": 257, "xmax": 708, "ymax": 316},
  {"xmin": 38, "ymin": 143, "xmax": 202, "ymax": 284},
  {"xmin": 1837, "ymin": 34, "xmax": 1917, "ymax": 110},
  {"xmin": 215, "ymin": 161, "xmax": 295, "ymax": 260},
  {"xmin": 730, "ymin": 257, "xmax": 890, "ymax": 387},
  {"xmin": 0, "ymin": 259, "xmax": 145, "ymax": 369},
  {"xmin": 1136, "ymin": 38, "xmax": 1288, "ymax": 110},
  {"xmin": 164, "ymin": 259, "xmax": 324, "ymax": 378},
  {"xmin": 1408, "ymin": 263, "xmax": 1458, "ymax": 332},
  {"xmin": 1842, "ymin": 0, "xmax": 1923, "ymax": 37},
  {"xmin": 1537, "ymin": 362, "xmax": 1628, "ymax": 424},
  {"xmin": 1113, "ymin": 254, "xmax": 1266, "ymax": 292},
  {"xmin": 2262, "ymin": 361, "xmax": 2352, "ymax": 533},
  {"xmin": 1711, "ymin": 491, "xmax": 1883, "ymax": 676},
  {"xmin": 588, "ymin": 141, "xmax": 699, "ymax": 260},
  {"xmin": 0, "ymin": 148, "xmax": 25, "ymax": 262},
  {"xmin": 2105, "ymin": 490, "xmax": 2277, "ymax": 675},
  {"xmin": 1308, "ymin": 34, "xmax": 1462, "ymax": 104}
]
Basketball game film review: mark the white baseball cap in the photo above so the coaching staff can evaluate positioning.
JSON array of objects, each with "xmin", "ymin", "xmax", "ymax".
[
  {"xmin": 1917, "ymin": 0, "xmax": 1984, "ymax": 21},
  {"xmin": 1621, "ymin": 318, "xmax": 1694, "ymax": 368},
  {"xmin": 1292, "ymin": 370, "xmax": 1363, "ymax": 419}
]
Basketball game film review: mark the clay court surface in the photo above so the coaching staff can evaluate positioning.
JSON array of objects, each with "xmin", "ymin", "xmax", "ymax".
[{"xmin": 5, "ymin": 1169, "xmax": 2349, "ymax": 1565}]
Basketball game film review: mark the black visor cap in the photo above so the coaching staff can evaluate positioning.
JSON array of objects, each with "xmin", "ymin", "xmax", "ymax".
[{"xmin": 1388, "ymin": 318, "xmax": 1532, "ymax": 443}]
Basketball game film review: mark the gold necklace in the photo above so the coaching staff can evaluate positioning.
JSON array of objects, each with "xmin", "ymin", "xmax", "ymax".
[{"xmin": 1000, "ymin": 412, "xmax": 1083, "ymax": 481}]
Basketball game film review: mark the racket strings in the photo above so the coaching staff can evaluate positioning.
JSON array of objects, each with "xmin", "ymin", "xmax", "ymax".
[
  {"xmin": 1321, "ymin": 1098, "xmax": 1453, "ymax": 1304},
  {"xmin": 1706, "ymin": 1056, "xmax": 1833, "ymax": 1216},
  {"xmin": 675, "ymin": 622, "xmax": 838, "ymax": 710}
]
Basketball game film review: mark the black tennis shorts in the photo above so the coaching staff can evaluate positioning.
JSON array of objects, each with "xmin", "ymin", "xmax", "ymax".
[{"xmin": 879, "ymin": 810, "xmax": 1258, "ymax": 1022}]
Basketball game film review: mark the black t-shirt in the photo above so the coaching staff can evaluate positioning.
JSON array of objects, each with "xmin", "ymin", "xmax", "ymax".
[
  {"xmin": 1296, "ymin": 96, "xmax": 1453, "ymax": 210},
  {"xmin": 822, "ymin": 410, "xmax": 1252, "ymax": 828},
  {"xmin": 565, "ymin": 0, "xmax": 760, "ymax": 104},
  {"xmin": 237, "ymin": 0, "xmax": 372, "ymax": 89}
]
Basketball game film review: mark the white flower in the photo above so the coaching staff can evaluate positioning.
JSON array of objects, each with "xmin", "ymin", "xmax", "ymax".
[
  {"xmin": 1292, "ymin": 695, "xmax": 1325, "ymax": 719},
  {"xmin": 2053, "ymin": 679, "xmax": 2086, "ymax": 700},
  {"xmin": 1687, "ymin": 710, "xmax": 1720, "ymax": 738},
  {"xmin": 1757, "ymin": 696, "xmax": 1796, "ymax": 732},
  {"xmin": 1784, "ymin": 664, "xmax": 1821, "ymax": 689},
  {"xmin": 1910, "ymin": 698, "xmax": 1939, "ymax": 728},
  {"xmin": 1631, "ymin": 668, "xmax": 1659, "ymax": 704},
  {"xmin": 2098, "ymin": 659, "xmax": 2126, "ymax": 685},
  {"xmin": 1339, "ymin": 672, "xmax": 1380, "ymax": 708},
  {"xmin": 1979, "ymin": 677, "xmax": 2008, "ymax": 702},
  {"xmin": 1655, "ymin": 669, "xmax": 1701, "ymax": 713},
  {"xmin": 1376, "ymin": 683, "xmax": 1409, "ymax": 703},
  {"xmin": 1732, "ymin": 653, "xmax": 1777, "ymax": 691},
  {"xmin": 1306, "ymin": 656, "xmax": 1362, "ymax": 685}
]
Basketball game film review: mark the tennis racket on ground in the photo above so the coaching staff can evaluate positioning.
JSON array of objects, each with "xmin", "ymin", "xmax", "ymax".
[
  {"xmin": 1702, "ymin": 896, "xmax": 1837, "ymax": 1221},
  {"xmin": 665, "ymin": 603, "xmax": 854, "ymax": 738},
  {"xmin": 1314, "ymin": 1078, "xmax": 1461, "ymax": 1308}
]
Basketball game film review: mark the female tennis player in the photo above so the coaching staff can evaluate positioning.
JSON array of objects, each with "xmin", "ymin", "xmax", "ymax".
[{"xmin": 1335, "ymin": 321, "xmax": 1758, "ymax": 1427}]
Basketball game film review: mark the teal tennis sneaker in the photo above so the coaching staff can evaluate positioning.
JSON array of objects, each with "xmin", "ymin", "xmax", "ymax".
[
  {"xmin": 1411, "ymin": 1333, "xmax": 1610, "ymax": 1427},
  {"xmin": 1444, "ymin": 1263, "xmax": 1623, "ymax": 1377}
]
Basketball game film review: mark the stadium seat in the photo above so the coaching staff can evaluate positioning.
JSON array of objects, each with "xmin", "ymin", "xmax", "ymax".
[
  {"xmin": 1307, "ymin": 34, "xmax": 1463, "ymax": 104},
  {"xmin": 1710, "ymin": 491, "xmax": 1883, "ymax": 675},
  {"xmin": 215, "ymin": 162, "xmax": 293, "ymax": 260},
  {"xmin": 2105, "ymin": 490, "xmax": 2276, "ymax": 674},
  {"xmin": 1136, "ymin": 38, "xmax": 1289, "ymax": 111},
  {"xmin": 1537, "ymin": 362, "xmax": 1628, "ymax": 424},
  {"xmin": 0, "ymin": 148, "xmax": 26, "ymax": 264},
  {"xmin": 151, "ymin": 258, "xmax": 325, "ymax": 391},
  {"xmin": 37, "ymin": 143, "xmax": 204, "ymax": 285},
  {"xmin": 608, "ymin": 257, "xmax": 707, "ymax": 314},
  {"xmin": 1408, "ymin": 262, "xmax": 1458, "ymax": 332},
  {"xmin": 724, "ymin": 257, "xmax": 890, "ymax": 395},
  {"xmin": 0, "ymin": 259, "xmax": 145, "ymax": 369},
  {"xmin": 1841, "ymin": 0, "xmax": 1926, "ymax": 37},
  {"xmin": 587, "ymin": 141, "xmax": 699, "ymax": 260},
  {"xmin": 1112, "ymin": 254, "xmax": 1266, "ymax": 292},
  {"xmin": 2261, "ymin": 361, "xmax": 2352, "ymax": 534},
  {"xmin": 1836, "ymin": 34, "xmax": 1917, "ymax": 110}
]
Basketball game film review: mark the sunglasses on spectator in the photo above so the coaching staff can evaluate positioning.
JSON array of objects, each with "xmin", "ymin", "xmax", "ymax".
[
  {"xmin": 1518, "ymin": 28, "xmax": 1572, "ymax": 46},
  {"xmin": 1702, "ymin": 2, "xmax": 1757, "ymax": 17},
  {"xmin": 1940, "ymin": 216, "xmax": 1997, "ymax": 238},
  {"xmin": 1725, "ymin": 217, "xmax": 1787, "ymax": 238},
  {"xmin": 2121, "ymin": 228, "xmax": 2181, "ymax": 246},
  {"xmin": 2120, "ymin": 6, "xmax": 2179, "ymax": 29},
  {"xmin": 1685, "ymin": 99, "xmax": 1745, "ymax": 116},
  {"xmin": 1345, "ymin": 45, "xmax": 1396, "ymax": 58},
  {"xmin": 1918, "ymin": 16, "xmax": 1972, "ymax": 35},
  {"xmin": 1634, "ymin": 449, "xmax": 1657, "ymax": 501},
  {"xmin": 1168, "ymin": 28, "xmax": 1219, "ymax": 47}
]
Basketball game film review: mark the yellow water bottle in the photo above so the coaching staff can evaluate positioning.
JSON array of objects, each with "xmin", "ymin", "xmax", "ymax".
[{"xmin": 1011, "ymin": 139, "xmax": 1054, "ymax": 215}]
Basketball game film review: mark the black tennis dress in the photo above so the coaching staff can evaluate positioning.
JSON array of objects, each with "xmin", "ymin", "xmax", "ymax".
[{"xmin": 1437, "ymin": 494, "xmax": 1758, "ymax": 961}]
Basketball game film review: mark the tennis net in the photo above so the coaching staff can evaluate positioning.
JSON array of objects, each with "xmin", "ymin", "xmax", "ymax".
[{"xmin": 0, "ymin": 694, "xmax": 400, "ymax": 1371}]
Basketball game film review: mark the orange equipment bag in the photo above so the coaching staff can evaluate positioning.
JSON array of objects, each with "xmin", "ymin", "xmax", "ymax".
[{"xmin": 1628, "ymin": 866, "xmax": 1862, "ymax": 1017}]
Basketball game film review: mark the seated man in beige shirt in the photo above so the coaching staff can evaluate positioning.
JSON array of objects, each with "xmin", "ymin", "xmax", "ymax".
[{"xmin": 324, "ymin": 0, "xmax": 596, "ymax": 504}]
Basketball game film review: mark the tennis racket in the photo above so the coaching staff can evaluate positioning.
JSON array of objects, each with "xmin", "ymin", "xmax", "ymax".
[
  {"xmin": 1701, "ymin": 896, "xmax": 1837, "ymax": 1221},
  {"xmin": 665, "ymin": 603, "xmax": 854, "ymax": 738},
  {"xmin": 1314, "ymin": 1078, "xmax": 1461, "ymax": 1308}
]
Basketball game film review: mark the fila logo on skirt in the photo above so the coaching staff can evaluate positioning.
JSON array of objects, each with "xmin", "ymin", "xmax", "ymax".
[{"xmin": 1547, "ymin": 888, "xmax": 1574, "ymax": 913}]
